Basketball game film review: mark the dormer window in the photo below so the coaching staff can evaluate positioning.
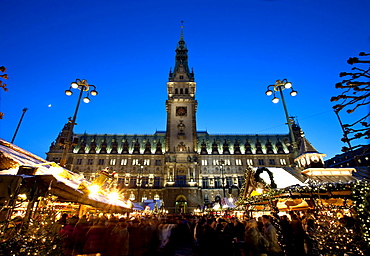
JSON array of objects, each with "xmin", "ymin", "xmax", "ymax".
[{"xmin": 180, "ymin": 75, "xmax": 184, "ymax": 79}]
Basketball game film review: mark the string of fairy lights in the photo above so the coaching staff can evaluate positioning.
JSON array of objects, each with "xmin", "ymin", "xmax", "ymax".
[{"xmin": 235, "ymin": 173, "xmax": 370, "ymax": 255}]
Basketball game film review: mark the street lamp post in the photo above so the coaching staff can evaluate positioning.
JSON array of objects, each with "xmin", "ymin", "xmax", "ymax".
[
  {"xmin": 219, "ymin": 159, "xmax": 226, "ymax": 198},
  {"xmin": 265, "ymin": 79, "xmax": 299, "ymax": 158},
  {"xmin": 11, "ymin": 108, "xmax": 28, "ymax": 143},
  {"xmin": 60, "ymin": 79, "xmax": 98, "ymax": 167}
]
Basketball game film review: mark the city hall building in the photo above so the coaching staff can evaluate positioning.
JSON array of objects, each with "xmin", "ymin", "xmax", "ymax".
[{"xmin": 46, "ymin": 31, "xmax": 324, "ymax": 213}]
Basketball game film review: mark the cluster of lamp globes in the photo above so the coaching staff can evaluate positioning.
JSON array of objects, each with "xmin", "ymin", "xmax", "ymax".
[
  {"xmin": 65, "ymin": 79, "xmax": 98, "ymax": 103},
  {"xmin": 265, "ymin": 81, "xmax": 298, "ymax": 103}
]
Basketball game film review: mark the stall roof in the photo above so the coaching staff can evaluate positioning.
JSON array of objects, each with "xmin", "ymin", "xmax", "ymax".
[
  {"xmin": 255, "ymin": 167, "xmax": 306, "ymax": 188},
  {"xmin": 0, "ymin": 139, "xmax": 132, "ymax": 212}
]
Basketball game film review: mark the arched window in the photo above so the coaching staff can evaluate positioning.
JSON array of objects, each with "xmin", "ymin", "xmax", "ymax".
[
  {"xmin": 185, "ymin": 88, "xmax": 188, "ymax": 94},
  {"xmin": 175, "ymin": 88, "xmax": 178, "ymax": 94},
  {"xmin": 180, "ymin": 88, "xmax": 183, "ymax": 94}
]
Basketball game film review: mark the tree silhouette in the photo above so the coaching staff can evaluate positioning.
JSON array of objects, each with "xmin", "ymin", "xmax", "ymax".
[
  {"xmin": 0, "ymin": 66, "xmax": 8, "ymax": 119},
  {"xmin": 331, "ymin": 52, "xmax": 370, "ymax": 153}
]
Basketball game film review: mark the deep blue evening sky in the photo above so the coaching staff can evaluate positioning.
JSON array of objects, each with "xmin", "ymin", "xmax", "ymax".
[{"xmin": 1, "ymin": 0, "xmax": 369, "ymax": 159}]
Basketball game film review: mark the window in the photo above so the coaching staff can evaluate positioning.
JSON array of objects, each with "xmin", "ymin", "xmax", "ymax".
[
  {"xmin": 204, "ymin": 194, "xmax": 209, "ymax": 203},
  {"xmin": 247, "ymin": 159, "xmax": 253, "ymax": 166},
  {"xmin": 176, "ymin": 175, "xmax": 187, "ymax": 186},
  {"xmin": 148, "ymin": 174, "xmax": 154, "ymax": 187},
  {"xmin": 87, "ymin": 159, "xmax": 93, "ymax": 165},
  {"xmin": 76, "ymin": 159, "xmax": 82, "ymax": 165},
  {"xmin": 117, "ymin": 178, "xmax": 125, "ymax": 188},
  {"xmin": 235, "ymin": 159, "xmax": 242, "ymax": 166},
  {"xmin": 258, "ymin": 159, "xmax": 264, "ymax": 165},
  {"xmin": 121, "ymin": 159, "xmax": 127, "ymax": 165},
  {"xmin": 226, "ymin": 177, "xmax": 233, "ymax": 187},
  {"xmin": 269, "ymin": 159, "xmax": 275, "ymax": 165},
  {"xmin": 280, "ymin": 159, "xmax": 287, "ymax": 165},
  {"xmin": 141, "ymin": 177, "xmax": 148, "ymax": 187},
  {"xmin": 155, "ymin": 160, "xmax": 162, "ymax": 166},
  {"xmin": 110, "ymin": 159, "xmax": 116, "ymax": 165},
  {"xmin": 214, "ymin": 159, "xmax": 231, "ymax": 165},
  {"xmin": 202, "ymin": 177, "xmax": 209, "ymax": 188},
  {"xmin": 180, "ymin": 75, "xmax": 184, "ymax": 79},
  {"xmin": 144, "ymin": 159, "xmax": 150, "ymax": 165},
  {"xmin": 154, "ymin": 177, "xmax": 161, "ymax": 187},
  {"xmin": 98, "ymin": 159, "xmax": 105, "ymax": 165},
  {"xmin": 214, "ymin": 177, "xmax": 221, "ymax": 188},
  {"xmin": 238, "ymin": 176, "xmax": 243, "ymax": 187},
  {"xmin": 233, "ymin": 176, "xmax": 238, "ymax": 185},
  {"xmin": 202, "ymin": 159, "xmax": 208, "ymax": 166}
]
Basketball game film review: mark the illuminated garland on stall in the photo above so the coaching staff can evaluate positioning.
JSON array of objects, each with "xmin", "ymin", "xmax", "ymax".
[
  {"xmin": 254, "ymin": 167, "xmax": 277, "ymax": 189},
  {"xmin": 236, "ymin": 180, "xmax": 370, "ymax": 255}
]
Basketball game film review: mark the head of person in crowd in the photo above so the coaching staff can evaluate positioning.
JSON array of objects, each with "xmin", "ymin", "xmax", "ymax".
[
  {"xmin": 119, "ymin": 218, "xmax": 128, "ymax": 228},
  {"xmin": 245, "ymin": 219, "xmax": 258, "ymax": 231},
  {"xmin": 67, "ymin": 216, "xmax": 79, "ymax": 226},
  {"xmin": 261, "ymin": 215, "xmax": 271, "ymax": 225}
]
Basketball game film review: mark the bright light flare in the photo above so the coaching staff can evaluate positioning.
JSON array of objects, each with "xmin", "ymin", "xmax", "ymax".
[
  {"xmin": 89, "ymin": 185, "xmax": 100, "ymax": 194},
  {"xmin": 108, "ymin": 191, "xmax": 120, "ymax": 202},
  {"xmin": 256, "ymin": 188, "xmax": 264, "ymax": 194},
  {"xmin": 272, "ymin": 97, "xmax": 279, "ymax": 103}
]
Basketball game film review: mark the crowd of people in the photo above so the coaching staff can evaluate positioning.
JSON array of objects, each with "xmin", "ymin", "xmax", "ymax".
[{"xmin": 54, "ymin": 211, "xmax": 320, "ymax": 256}]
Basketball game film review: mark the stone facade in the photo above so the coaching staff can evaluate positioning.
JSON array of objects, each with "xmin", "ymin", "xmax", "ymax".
[{"xmin": 46, "ymin": 32, "xmax": 313, "ymax": 213}]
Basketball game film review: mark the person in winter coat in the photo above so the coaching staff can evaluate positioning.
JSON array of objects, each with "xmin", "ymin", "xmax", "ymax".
[
  {"xmin": 261, "ymin": 215, "xmax": 282, "ymax": 256},
  {"xmin": 60, "ymin": 216, "xmax": 79, "ymax": 256},
  {"xmin": 71, "ymin": 216, "xmax": 89, "ymax": 255},
  {"xmin": 290, "ymin": 214, "xmax": 306, "ymax": 255},
  {"xmin": 102, "ymin": 217, "xmax": 129, "ymax": 256},
  {"xmin": 244, "ymin": 219, "xmax": 269, "ymax": 256},
  {"xmin": 83, "ymin": 218, "xmax": 107, "ymax": 254}
]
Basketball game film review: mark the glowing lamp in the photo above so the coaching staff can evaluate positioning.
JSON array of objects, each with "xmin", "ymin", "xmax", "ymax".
[
  {"xmin": 265, "ymin": 90, "xmax": 273, "ymax": 96},
  {"xmin": 290, "ymin": 90, "xmax": 297, "ymax": 96},
  {"xmin": 272, "ymin": 97, "xmax": 279, "ymax": 103},
  {"xmin": 90, "ymin": 90, "xmax": 98, "ymax": 96},
  {"xmin": 83, "ymin": 97, "xmax": 90, "ymax": 103},
  {"xmin": 71, "ymin": 82, "xmax": 78, "ymax": 89},
  {"xmin": 65, "ymin": 90, "xmax": 72, "ymax": 96},
  {"xmin": 284, "ymin": 82, "xmax": 292, "ymax": 88}
]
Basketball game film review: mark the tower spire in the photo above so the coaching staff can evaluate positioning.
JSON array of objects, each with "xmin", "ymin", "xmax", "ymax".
[
  {"xmin": 169, "ymin": 21, "xmax": 194, "ymax": 82},
  {"xmin": 180, "ymin": 20, "xmax": 184, "ymax": 40}
]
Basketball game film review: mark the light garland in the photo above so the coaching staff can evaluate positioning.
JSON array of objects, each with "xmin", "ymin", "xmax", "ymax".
[{"xmin": 236, "ymin": 179, "xmax": 370, "ymax": 254}]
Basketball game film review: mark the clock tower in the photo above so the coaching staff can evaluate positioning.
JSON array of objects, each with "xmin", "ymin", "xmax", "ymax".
[{"xmin": 165, "ymin": 27, "xmax": 197, "ymax": 156}]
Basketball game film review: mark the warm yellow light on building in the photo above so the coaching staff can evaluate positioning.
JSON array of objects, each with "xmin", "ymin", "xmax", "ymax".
[{"xmin": 88, "ymin": 184, "xmax": 100, "ymax": 194}]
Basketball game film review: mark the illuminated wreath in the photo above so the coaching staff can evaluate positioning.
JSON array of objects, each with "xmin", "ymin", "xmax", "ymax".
[{"xmin": 254, "ymin": 167, "xmax": 277, "ymax": 189}]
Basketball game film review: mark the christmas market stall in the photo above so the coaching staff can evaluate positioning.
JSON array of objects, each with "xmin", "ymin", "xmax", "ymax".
[
  {"xmin": 0, "ymin": 139, "xmax": 133, "ymax": 222},
  {"xmin": 236, "ymin": 166, "xmax": 370, "ymax": 255}
]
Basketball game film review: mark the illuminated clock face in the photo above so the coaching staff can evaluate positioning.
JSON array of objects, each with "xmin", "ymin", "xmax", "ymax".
[
  {"xmin": 176, "ymin": 107, "xmax": 187, "ymax": 116},
  {"xmin": 300, "ymin": 157, "xmax": 306, "ymax": 166},
  {"xmin": 311, "ymin": 155, "xmax": 319, "ymax": 162}
]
